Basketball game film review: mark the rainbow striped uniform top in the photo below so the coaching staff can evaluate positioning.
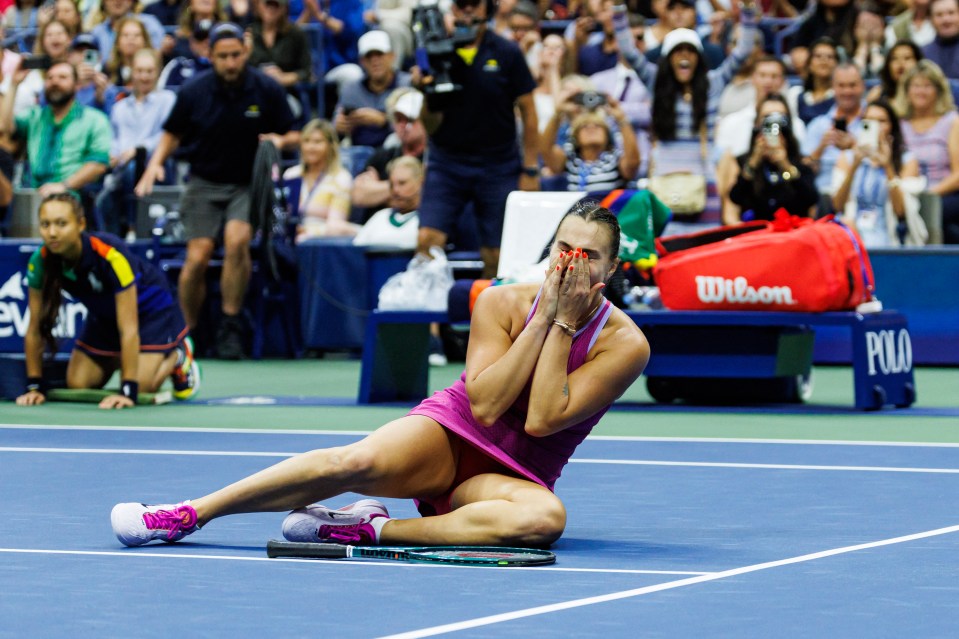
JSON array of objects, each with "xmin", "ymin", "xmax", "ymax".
[{"xmin": 26, "ymin": 232, "xmax": 177, "ymax": 319}]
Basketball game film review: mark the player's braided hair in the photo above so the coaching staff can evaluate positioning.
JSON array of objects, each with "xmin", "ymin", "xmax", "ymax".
[
  {"xmin": 561, "ymin": 198, "xmax": 621, "ymax": 260},
  {"xmin": 38, "ymin": 192, "xmax": 84, "ymax": 353}
]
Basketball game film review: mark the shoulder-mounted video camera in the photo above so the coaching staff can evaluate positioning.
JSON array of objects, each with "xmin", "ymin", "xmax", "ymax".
[{"xmin": 412, "ymin": 0, "xmax": 482, "ymax": 111}]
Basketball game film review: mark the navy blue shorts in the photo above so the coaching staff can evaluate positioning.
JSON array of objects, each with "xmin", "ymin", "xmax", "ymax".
[
  {"xmin": 418, "ymin": 148, "xmax": 520, "ymax": 248},
  {"xmin": 75, "ymin": 304, "xmax": 188, "ymax": 358}
]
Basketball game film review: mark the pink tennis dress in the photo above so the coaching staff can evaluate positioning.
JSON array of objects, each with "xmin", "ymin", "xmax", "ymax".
[{"xmin": 409, "ymin": 293, "xmax": 615, "ymax": 500}]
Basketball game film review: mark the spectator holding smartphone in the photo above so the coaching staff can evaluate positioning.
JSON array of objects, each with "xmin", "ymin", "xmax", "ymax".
[
  {"xmin": 542, "ymin": 91, "xmax": 640, "ymax": 193},
  {"xmin": 0, "ymin": 59, "xmax": 112, "ymax": 207},
  {"xmin": 334, "ymin": 30, "xmax": 410, "ymax": 148},
  {"xmin": 69, "ymin": 33, "xmax": 123, "ymax": 115},
  {"xmin": 11, "ymin": 18, "xmax": 70, "ymax": 116},
  {"xmin": 832, "ymin": 99, "xmax": 924, "ymax": 247},
  {"xmin": 801, "ymin": 63, "xmax": 866, "ymax": 215},
  {"xmin": 727, "ymin": 94, "xmax": 818, "ymax": 223}
]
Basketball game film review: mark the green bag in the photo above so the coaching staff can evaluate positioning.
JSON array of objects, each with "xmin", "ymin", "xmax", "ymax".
[{"xmin": 601, "ymin": 189, "xmax": 672, "ymax": 270}]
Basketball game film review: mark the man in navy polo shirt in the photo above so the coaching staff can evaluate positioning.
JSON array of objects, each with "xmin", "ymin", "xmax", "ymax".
[
  {"xmin": 135, "ymin": 22, "xmax": 298, "ymax": 359},
  {"xmin": 335, "ymin": 30, "xmax": 411, "ymax": 149},
  {"xmin": 415, "ymin": 0, "xmax": 540, "ymax": 279}
]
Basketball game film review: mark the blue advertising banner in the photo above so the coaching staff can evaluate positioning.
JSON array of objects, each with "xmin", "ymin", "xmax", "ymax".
[{"xmin": 0, "ymin": 241, "xmax": 86, "ymax": 354}]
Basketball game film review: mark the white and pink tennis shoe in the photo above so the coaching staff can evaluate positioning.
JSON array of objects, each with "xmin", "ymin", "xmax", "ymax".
[
  {"xmin": 111, "ymin": 501, "xmax": 199, "ymax": 547},
  {"xmin": 282, "ymin": 499, "xmax": 390, "ymax": 545}
]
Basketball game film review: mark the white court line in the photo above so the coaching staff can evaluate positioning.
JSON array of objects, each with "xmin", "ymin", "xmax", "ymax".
[
  {"xmin": 376, "ymin": 523, "xmax": 959, "ymax": 639},
  {"xmin": 0, "ymin": 446, "xmax": 297, "ymax": 457},
  {"xmin": 5, "ymin": 424, "xmax": 959, "ymax": 449},
  {"xmin": 571, "ymin": 458, "xmax": 959, "ymax": 474},
  {"xmin": 4, "ymin": 447, "xmax": 959, "ymax": 474},
  {"xmin": 0, "ymin": 548, "xmax": 707, "ymax": 576},
  {"xmin": 0, "ymin": 423, "xmax": 370, "ymax": 436}
]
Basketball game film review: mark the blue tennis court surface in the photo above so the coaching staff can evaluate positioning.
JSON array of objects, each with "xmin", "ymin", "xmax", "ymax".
[{"xmin": 3, "ymin": 425, "xmax": 959, "ymax": 637}]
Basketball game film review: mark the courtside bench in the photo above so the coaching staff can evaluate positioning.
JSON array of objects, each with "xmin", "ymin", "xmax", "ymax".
[{"xmin": 357, "ymin": 308, "xmax": 916, "ymax": 411}]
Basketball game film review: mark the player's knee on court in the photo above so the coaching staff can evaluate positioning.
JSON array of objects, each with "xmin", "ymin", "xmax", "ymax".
[{"xmin": 512, "ymin": 495, "xmax": 567, "ymax": 546}]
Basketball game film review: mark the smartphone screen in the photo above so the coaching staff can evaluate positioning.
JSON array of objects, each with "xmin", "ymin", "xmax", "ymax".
[
  {"xmin": 858, "ymin": 119, "xmax": 880, "ymax": 149},
  {"xmin": 834, "ymin": 118, "xmax": 847, "ymax": 132},
  {"xmin": 22, "ymin": 55, "xmax": 52, "ymax": 71}
]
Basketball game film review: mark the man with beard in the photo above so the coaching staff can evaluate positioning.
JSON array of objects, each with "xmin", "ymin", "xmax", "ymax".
[
  {"xmin": 0, "ymin": 61, "xmax": 112, "ymax": 200},
  {"xmin": 135, "ymin": 22, "xmax": 297, "ymax": 360}
]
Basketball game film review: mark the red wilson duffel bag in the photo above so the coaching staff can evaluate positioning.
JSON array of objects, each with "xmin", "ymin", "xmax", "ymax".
[{"xmin": 652, "ymin": 214, "xmax": 876, "ymax": 312}]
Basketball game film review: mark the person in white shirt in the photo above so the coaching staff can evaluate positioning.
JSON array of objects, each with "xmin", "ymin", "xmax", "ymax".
[
  {"xmin": 99, "ymin": 47, "xmax": 175, "ymax": 238},
  {"xmin": 354, "ymin": 155, "xmax": 423, "ymax": 248},
  {"xmin": 715, "ymin": 55, "xmax": 806, "ymax": 162}
]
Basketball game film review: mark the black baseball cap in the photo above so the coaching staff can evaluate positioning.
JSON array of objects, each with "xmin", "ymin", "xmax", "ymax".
[
  {"xmin": 71, "ymin": 34, "xmax": 99, "ymax": 50},
  {"xmin": 209, "ymin": 22, "xmax": 244, "ymax": 48}
]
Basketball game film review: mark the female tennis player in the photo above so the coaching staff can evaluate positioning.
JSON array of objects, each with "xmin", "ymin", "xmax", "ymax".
[
  {"xmin": 111, "ymin": 200, "xmax": 650, "ymax": 547},
  {"xmin": 15, "ymin": 192, "xmax": 199, "ymax": 410}
]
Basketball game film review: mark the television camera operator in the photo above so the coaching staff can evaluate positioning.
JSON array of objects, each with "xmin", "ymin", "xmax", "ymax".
[{"xmin": 411, "ymin": 0, "xmax": 539, "ymax": 279}]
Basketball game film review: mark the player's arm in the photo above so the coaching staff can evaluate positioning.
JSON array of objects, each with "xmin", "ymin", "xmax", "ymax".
[
  {"xmin": 526, "ymin": 321, "xmax": 648, "ymax": 436},
  {"xmin": 464, "ymin": 286, "xmax": 550, "ymax": 426},
  {"xmin": 465, "ymin": 251, "xmax": 576, "ymax": 425},
  {"xmin": 16, "ymin": 289, "xmax": 47, "ymax": 406},
  {"xmin": 100, "ymin": 286, "xmax": 140, "ymax": 409},
  {"xmin": 526, "ymin": 256, "xmax": 649, "ymax": 436}
]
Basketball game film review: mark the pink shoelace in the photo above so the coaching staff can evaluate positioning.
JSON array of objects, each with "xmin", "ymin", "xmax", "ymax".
[
  {"xmin": 318, "ymin": 523, "xmax": 373, "ymax": 544},
  {"xmin": 142, "ymin": 505, "xmax": 197, "ymax": 541}
]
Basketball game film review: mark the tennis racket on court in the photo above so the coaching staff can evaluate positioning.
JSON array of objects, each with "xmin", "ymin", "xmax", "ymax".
[
  {"xmin": 46, "ymin": 388, "xmax": 173, "ymax": 405},
  {"xmin": 266, "ymin": 540, "xmax": 555, "ymax": 566}
]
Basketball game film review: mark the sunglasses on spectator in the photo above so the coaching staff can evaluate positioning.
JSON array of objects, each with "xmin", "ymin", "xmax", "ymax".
[{"xmin": 454, "ymin": 0, "xmax": 484, "ymax": 8}]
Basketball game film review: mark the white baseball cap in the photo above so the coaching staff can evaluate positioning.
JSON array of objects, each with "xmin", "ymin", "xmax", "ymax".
[
  {"xmin": 392, "ymin": 89, "xmax": 424, "ymax": 120},
  {"xmin": 660, "ymin": 28, "xmax": 703, "ymax": 58},
  {"xmin": 358, "ymin": 30, "xmax": 392, "ymax": 56}
]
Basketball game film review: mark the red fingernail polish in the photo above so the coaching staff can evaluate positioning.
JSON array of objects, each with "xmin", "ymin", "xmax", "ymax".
[
  {"xmin": 556, "ymin": 265, "xmax": 561, "ymax": 270},
  {"xmin": 569, "ymin": 265, "xmax": 574, "ymax": 271}
]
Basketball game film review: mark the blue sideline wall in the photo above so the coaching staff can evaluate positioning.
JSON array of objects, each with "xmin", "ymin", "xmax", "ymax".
[
  {"xmin": 1, "ymin": 242, "xmax": 957, "ymax": 365},
  {"xmin": 812, "ymin": 248, "xmax": 959, "ymax": 365}
]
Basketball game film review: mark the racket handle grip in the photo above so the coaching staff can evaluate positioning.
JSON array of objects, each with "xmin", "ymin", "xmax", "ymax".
[{"xmin": 266, "ymin": 540, "xmax": 351, "ymax": 559}]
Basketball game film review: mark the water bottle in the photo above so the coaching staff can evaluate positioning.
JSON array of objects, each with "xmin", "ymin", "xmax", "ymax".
[
  {"xmin": 642, "ymin": 286, "xmax": 663, "ymax": 310},
  {"xmin": 167, "ymin": 210, "xmax": 185, "ymax": 243}
]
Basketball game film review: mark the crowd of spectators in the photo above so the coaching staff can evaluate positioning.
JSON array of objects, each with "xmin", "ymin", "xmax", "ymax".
[{"xmin": 0, "ymin": 0, "xmax": 958, "ymax": 359}]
